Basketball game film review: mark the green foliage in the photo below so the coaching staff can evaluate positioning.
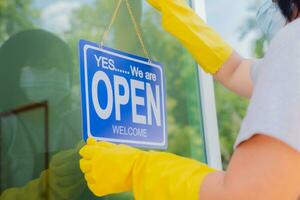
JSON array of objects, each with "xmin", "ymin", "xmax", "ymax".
[
  {"xmin": 214, "ymin": 83, "xmax": 249, "ymax": 167},
  {"xmin": 238, "ymin": 0, "xmax": 267, "ymax": 58},
  {"xmin": 0, "ymin": 0, "xmax": 39, "ymax": 43}
]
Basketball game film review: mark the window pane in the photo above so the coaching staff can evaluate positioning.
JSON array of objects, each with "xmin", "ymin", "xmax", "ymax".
[
  {"xmin": 0, "ymin": 0, "xmax": 206, "ymax": 199},
  {"xmin": 205, "ymin": 0, "xmax": 259, "ymax": 167}
]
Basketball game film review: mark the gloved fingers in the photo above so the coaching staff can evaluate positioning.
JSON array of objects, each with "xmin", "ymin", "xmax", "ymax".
[
  {"xmin": 87, "ymin": 138, "xmax": 117, "ymax": 149},
  {"xmin": 79, "ymin": 145, "xmax": 97, "ymax": 159},
  {"xmin": 79, "ymin": 159, "xmax": 92, "ymax": 173},
  {"xmin": 87, "ymin": 137, "xmax": 97, "ymax": 145},
  {"xmin": 50, "ymin": 152, "xmax": 81, "ymax": 175},
  {"xmin": 79, "ymin": 145, "xmax": 112, "ymax": 166},
  {"xmin": 96, "ymin": 141, "xmax": 117, "ymax": 148},
  {"xmin": 76, "ymin": 140, "xmax": 86, "ymax": 150},
  {"xmin": 47, "ymin": 188, "xmax": 61, "ymax": 200},
  {"xmin": 57, "ymin": 174, "xmax": 84, "ymax": 188},
  {"xmin": 87, "ymin": 183, "xmax": 106, "ymax": 197},
  {"xmin": 50, "ymin": 177, "xmax": 85, "ymax": 200},
  {"xmin": 50, "ymin": 149, "xmax": 76, "ymax": 167},
  {"xmin": 63, "ymin": 180, "xmax": 86, "ymax": 200},
  {"xmin": 51, "ymin": 161, "xmax": 81, "ymax": 177},
  {"xmin": 49, "ymin": 171, "xmax": 83, "ymax": 188},
  {"xmin": 84, "ymin": 173, "xmax": 96, "ymax": 184},
  {"xmin": 87, "ymin": 181, "xmax": 130, "ymax": 197}
]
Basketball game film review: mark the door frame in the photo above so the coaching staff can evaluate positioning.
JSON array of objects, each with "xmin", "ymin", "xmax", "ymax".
[{"xmin": 191, "ymin": 0, "xmax": 223, "ymax": 170}]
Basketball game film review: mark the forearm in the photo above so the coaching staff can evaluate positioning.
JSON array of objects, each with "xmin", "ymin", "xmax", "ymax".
[
  {"xmin": 147, "ymin": 0, "xmax": 254, "ymax": 98},
  {"xmin": 213, "ymin": 51, "xmax": 254, "ymax": 98}
]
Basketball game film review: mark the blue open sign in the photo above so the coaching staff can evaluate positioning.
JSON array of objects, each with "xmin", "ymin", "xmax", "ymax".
[{"xmin": 79, "ymin": 40, "xmax": 167, "ymax": 149}]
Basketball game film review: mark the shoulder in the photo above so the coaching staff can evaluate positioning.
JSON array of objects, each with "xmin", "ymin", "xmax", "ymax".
[
  {"xmin": 267, "ymin": 19, "xmax": 300, "ymax": 56},
  {"xmin": 260, "ymin": 21, "xmax": 300, "ymax": 79},
  {"xmin": 273, "ymin": 18, "xmax": 300, "ymax": 42}
]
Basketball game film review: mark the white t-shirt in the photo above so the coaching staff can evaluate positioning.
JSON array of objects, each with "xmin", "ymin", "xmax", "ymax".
[{"xmin": 234, "ymin": 18, "xmax": 300, "ymax": 152}]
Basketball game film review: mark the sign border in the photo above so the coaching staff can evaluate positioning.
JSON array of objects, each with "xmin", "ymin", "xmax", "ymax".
[{"xmin": 80, "ymin": 40, "xmax": 167, "ymax": 149}]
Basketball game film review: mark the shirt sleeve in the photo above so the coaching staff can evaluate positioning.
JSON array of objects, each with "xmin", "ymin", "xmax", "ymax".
[
  {"xmin": 235, "ymin": 26, "xmax": 300, "ymax": 152},
  {"xmin": 249, "ymin": 59, "xmax": 262, "ymax": 84}
]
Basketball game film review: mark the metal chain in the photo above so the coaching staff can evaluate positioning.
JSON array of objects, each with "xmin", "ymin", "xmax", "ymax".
[{"xmin": 100, "ymin": 0, "xmax": 152, "ymax": 63}]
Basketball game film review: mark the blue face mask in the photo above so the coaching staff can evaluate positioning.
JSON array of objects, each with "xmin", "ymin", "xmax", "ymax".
[{"xmin": 256, "ymin": 0, "xmax": 287, "ymax": 39}]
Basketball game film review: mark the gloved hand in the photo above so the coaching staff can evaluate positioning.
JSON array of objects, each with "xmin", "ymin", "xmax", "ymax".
[
  {"xmin": 0, "ymin": 142, "xmax": 86, "ymax": 200},
  {"xmin": 79, "ymin": 138, "xmax": 216, "ymax": 200},
  {"xmin": 0, "ymin": 178, "xmax": 44, "ymax": 200},
  {"xmin": 147, "ymin": 0, "xmax": 233, "ymax": 74},
  {"xmin": 48, "ymin": 141, "xmax": 86, "ymax": 199}
]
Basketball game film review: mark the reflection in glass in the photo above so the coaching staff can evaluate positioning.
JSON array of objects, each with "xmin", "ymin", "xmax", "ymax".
[
  {"xmin": 0, "ymin": 0, "xmax": 206, "ymax": 199},
  {"xmin": 0, "ymin": 29, "xmax": 92, "ymax": 199},
  {"xmin": 0, "ymin": 102, "xmax": 49, "ymax": 191}
]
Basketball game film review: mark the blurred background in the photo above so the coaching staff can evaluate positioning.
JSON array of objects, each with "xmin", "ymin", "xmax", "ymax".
[{"xmin": 0, "ymin": 0, "xmax": 268, "ymax": 199}]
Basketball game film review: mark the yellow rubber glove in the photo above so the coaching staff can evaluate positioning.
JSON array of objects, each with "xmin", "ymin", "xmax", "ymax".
[
  {"xmin": 79, "ymin": 138, "xmax": 216, "ymax": 200},
  {"xmin": 147, "ymin": 0, "xmax": 233, "ymax": 74}
]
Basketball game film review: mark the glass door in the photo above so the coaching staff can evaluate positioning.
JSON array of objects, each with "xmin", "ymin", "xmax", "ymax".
[{"xmin": 0, "ymin": 0, "xmax": 219, "ymax": 199}]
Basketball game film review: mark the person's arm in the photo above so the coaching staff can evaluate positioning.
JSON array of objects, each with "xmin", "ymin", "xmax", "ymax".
[
  {"xmin": 200, "ymin": 134, "xmax": 300, "ymax": 200},
  {"xmin": 79, "ymin": 138, "xmax": 217, "ymax": 200},
  {"xmin": 79, "ymin": 136, "xmax": 300, "ymax": 200},
  {"xmin": 214, "ymin": 52, "xmax": 254, "ymax": 98},
  {"xmin": 202, "ymin": 30, "xmax": 300, "ymax": 199},
  {"xmin": 146, "ymin": 0, "xmax": 255, "ymax": 98}
]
